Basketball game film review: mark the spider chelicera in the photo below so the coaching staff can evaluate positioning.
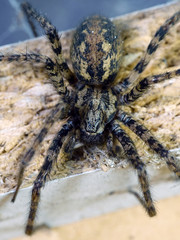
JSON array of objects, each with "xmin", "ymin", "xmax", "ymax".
[{"xmin": 0, "ymin": 2, "xmax": 180, "ymax": 235}]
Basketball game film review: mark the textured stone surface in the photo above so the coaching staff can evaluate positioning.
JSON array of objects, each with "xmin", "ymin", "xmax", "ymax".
[{"xmin": 0, "ymin": 2, "xmax": 180, "ymax": 195}]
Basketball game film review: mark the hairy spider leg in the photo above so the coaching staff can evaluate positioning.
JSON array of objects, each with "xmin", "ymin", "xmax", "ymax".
[
  {"xmin": 117, "ymin": 10, "xmax": 180, "ymax": 92},
  {"xmin": 117, "ymin": 110, "xmax": 180, "ymax": 177},
  {"xmin": 11, "ymin": 103, "xmax": 69, "ymax": 202},
  {"xmin": 60, "ymin": 130, "xmax": 76, "ymax": 164},
  {"xmin": 120, "ymin": 68, "xmax": 180, "ymax": 104},
  {"xmin": 128, "ymin": 189, "xmax": 152, "ymax": 211},
  {"xmin": 21, "ymin": 2, "xmax": 75, "ymax": 85},
  {"xmin": 0, "ymin": 53, "xmax": 68, "ymax": 95},
  {"xmin": 107, "ymin": 132, "xmax": 116, "ymax": 157},
  {"xmin": 110, "ymin": 120, "xmax": 156, "ymax": 217},
  {"xmin": 25, "ymin": 118, "xmax": 74, "ymax": 235},
  {"xmin": 21, "ymin": 3, "xmax": 39, "ymax": 37},
  {"xmin": 0, "ymin": 52, "xmax": 73, "ymax": 202},
  {"xmin": 107, "ymin": 132, "xmax": 124, "ymax": 158}
]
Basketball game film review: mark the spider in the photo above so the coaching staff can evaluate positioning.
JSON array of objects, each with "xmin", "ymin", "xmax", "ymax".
[{"xmin": 0, "ymin": 1, "xmax": 180, "ymax": 235}]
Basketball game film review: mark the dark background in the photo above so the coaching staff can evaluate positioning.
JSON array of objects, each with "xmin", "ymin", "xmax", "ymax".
[{"xmin": 0, "ymin": 0, "xmax": 174, "ymax": 46}]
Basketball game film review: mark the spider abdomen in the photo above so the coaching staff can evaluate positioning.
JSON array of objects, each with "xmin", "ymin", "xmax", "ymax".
[{"xmin": 71, "ymin": 15, "xmax": 122, "ymax": 86}]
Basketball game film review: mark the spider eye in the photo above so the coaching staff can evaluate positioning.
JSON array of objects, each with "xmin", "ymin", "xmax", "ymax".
[{"xmin": 71, "ymin": 15, "xmax": 122, "ymax": 86}]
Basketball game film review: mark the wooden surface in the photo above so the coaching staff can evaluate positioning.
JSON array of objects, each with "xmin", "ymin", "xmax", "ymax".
[
  {"xmin": 0, "ymin": 1, "xmax": 180, "ymax": 239},
  {"xmin": 12, "ymin": 194, "xmax": 180, "ymax": 240},
  {"xmin": 0, "ymin": 1, "xmax": 180, "ymax": 193}
]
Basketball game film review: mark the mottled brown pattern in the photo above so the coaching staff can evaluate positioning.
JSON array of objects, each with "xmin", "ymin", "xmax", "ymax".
[
  {"xmin": 81, "ymin": 17, "xmax": 106, "ymax": 72},
  {"xmin": 71, "ymin": 16, "xmax": 122, "ymax": 85}
]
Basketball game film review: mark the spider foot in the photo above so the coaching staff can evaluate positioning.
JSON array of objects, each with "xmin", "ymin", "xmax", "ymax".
[{"xmin": 129, "ymin": 189, "xmax": 157, "ymax": 217}]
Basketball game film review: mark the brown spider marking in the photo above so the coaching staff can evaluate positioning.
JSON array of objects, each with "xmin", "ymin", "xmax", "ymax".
[{"xmin": 0, "ymin": 1, "xmax": 180, "ymax": 235}]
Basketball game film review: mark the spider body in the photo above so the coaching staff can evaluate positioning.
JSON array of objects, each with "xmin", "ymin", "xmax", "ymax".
[
  {"xmin": 1, "ymin": 2, "xmax": 180, "ymax": 235},
  {"xmin": 70, "ymin": 15, "xmax": 121, "ymax": 143}
]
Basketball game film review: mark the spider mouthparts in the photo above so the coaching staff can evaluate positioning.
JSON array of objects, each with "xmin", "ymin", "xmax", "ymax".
[{"xmin": 80, "ymin": 129, "xmax": 104, "ymax": 144}]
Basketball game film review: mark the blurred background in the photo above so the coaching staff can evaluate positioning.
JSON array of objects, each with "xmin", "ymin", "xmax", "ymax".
[{"xmin": 0, "ymin": 0, "xmax": 174, "ymax": 46}]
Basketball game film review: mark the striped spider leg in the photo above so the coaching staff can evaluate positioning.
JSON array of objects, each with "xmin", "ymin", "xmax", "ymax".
[
  {"xmin": 115, "ymin": 10, "xmax": 180, "ymax": 94},
  {"xmin": 110, "ymin": 120, "xmax": 157, "ymax": 217},
  {"xmin": 0, "ymin": 2, "xmax": 77, "ymax": 234},
  {"xmin": 112, "ymin": 10, "xmax": 180, "ymax": 215}
]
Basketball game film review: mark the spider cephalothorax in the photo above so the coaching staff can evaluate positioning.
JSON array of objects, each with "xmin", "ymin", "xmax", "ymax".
[
  {"xmin": 0, "ymin": 2, "xmax": 180, "ymax": 235},
  {"xmin": 75, "ymin": 85, "xmax": 118, "ymax": 143}
]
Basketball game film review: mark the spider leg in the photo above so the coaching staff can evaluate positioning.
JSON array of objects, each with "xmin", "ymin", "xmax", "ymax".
[
  {"xmin": 21, "ymin": 2, "xmax": 75, "ymax": 85},
  {"xmin": 117, "ymin": 11, "xmax": 180, "ymax": 93},
  {"xmin": 120, "ymin": 68, "xmax": 180, "ymax": 104},
  {"xmin": 25, "ymin": 118, "xmax": 74, "ymax": 235},
  {"xmin": 107, "ymin": 132, "xmax": 116, "ymax": 157},
  {"xmin": 11, "ymin": 103, "xmax": 69, "ymax": 202},
  {"xmin": 107, "ymin": 132, "xmax": 123, "ymax": 158},
  {"xmin": 0, "ymin": 53, "xmax": 72, "ymax": 97},
  {"xmin": 60, "ymin": 130, "xmax": 76, "ymax": 164},
  {"xmin": 110, "ymin": 119, "xmax": 156, "ymax": 217},
  {"xmin": 21, "ymin": 3, "xmax": 38, "ymax": 37},
  {"xmin": 117, "ymin": 110, "xmax": 180, "ymax": 177}
]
